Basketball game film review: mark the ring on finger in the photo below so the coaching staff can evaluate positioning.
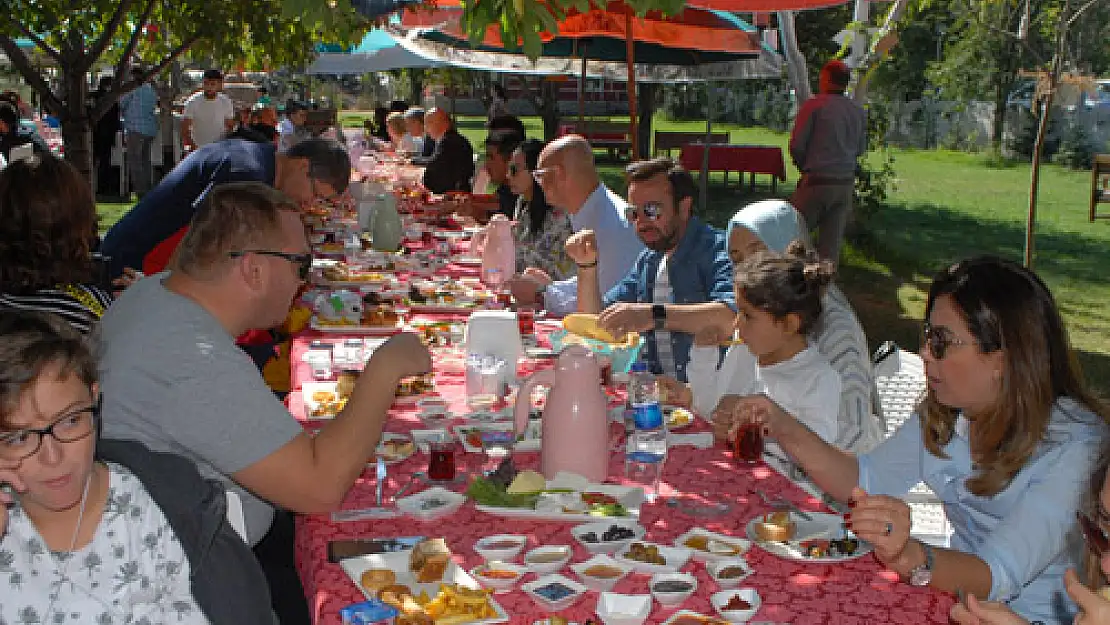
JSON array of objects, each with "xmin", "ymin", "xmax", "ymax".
[{"xmin": 884, "ymin": 521, "xmax": 893, "ymax": 536}]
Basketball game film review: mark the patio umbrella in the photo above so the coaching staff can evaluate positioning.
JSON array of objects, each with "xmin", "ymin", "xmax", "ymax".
[
  {"xmin": 308, "ymin": 29, "xmax": 442, "ymax": 74},
  {"xmin": 399, "ymin": 1, "xmax": 765, "ymax": 156}
]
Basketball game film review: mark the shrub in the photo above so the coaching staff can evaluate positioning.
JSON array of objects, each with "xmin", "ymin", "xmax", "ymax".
[{"xmin": 1054, "ymin": 119, "xmax": 1095, "ymax": 170}]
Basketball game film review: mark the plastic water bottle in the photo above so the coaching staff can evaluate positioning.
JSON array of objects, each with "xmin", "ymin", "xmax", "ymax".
[{"xmin": 627, "ymin": 361, "xmax": 667, "ymax": 462}]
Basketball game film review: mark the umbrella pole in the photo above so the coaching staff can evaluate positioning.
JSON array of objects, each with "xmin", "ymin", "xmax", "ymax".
[
  {"xmin": 579, "ymin": 43, "xmax": 586, "ymax": 126},
  {"xmin": 700, "ymin": 81, "xmax": 713, "ymax": 210},
  {"xmin": 626, "ymin": 12, "xmax": 638, "ymax": 159}
]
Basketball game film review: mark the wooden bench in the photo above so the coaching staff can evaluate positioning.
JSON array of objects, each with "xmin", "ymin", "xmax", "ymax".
[
  {"xmin": 653, "ymin": 131, "xmax": 729, "ymax": 156},
  {"xmin": 558, "ymin": 121, "xmax": 633, "ymax": 160},
  {"xmin": 1091, "ymin": 154, "xmax": 1110, "ymax": 221}
]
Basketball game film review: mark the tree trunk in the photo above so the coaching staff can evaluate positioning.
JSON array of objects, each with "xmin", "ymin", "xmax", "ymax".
[
  {"xmin": 637, "ymin": 83, "xmax": 656, "ymax": 160},
  {"xmin": 61, "ymin": 69, "xmax": 95, "ymax": 185},
  {"xmin": 409, "ymin": 68, "xmax": 425, "ymax": 107},
  {"xmin": 539, "ymin": 80, "xmax": 560, "ymax": 142},
  {"xmin": 778, "ymin": 11, "xmax": 813, "ymax": 103},
  {"xmin": 992, "ymin": 80, "xmax": 1007, "ymax": 151}
]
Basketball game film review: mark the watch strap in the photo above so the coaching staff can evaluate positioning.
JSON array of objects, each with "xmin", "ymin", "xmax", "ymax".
[
  {"xmin": 652, "ymin": 304, "xmax": 666, "ymax": 330},
  {"xmin": 908, "ymin": 541, "xmax": 934, "ymax": 586}
]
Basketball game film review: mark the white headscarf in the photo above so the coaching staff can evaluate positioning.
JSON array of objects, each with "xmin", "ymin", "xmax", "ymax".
[{"xmin": 726, "ymin": 199, "xmax": 808, "ymax": 253}]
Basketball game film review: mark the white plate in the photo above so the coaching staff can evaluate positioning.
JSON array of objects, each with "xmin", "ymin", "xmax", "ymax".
[
  {"xmin": 745, "ymin": 511, "xmax": 872, "ymax": 563},
  {"xmin": 673, "ymin": 528, "xmax": 751, "ymax": 562},
  {"xmin": 301, "ymin": 382, "xmax": 342, "ymax": 420},
  {"xmin": 339, "ymin": 551, "xmax": 509, "ymax": 624},
  {"xmin": 474, "ymin": 472, "xmax": 645, "ymax": 523},
  {"xmin": 453, "ymin": 256, "xmax": 483, "ymax": 266},
  {"xmin": 395, "ymin": 486, "xmax": 466, "ymax": 520},
  {"xmin": 454, "ymin": 422, "xmax": 541, "ymax": 453},
  {"xmin": 310, "ymin": 316, "xmax": 405, "ymax": 335},
  {"xmin": 614, "ymin": 541, "xmax": 693, "ymax": 575},
  {"xmin": 373, "ymin": 433, "xmax": 416, "ymax": 465}
]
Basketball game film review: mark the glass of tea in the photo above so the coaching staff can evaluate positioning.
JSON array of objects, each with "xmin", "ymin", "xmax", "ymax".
[
  {"xmin": 734, "ymin": 422, "xmax": 764, "ymax": 464},
  {"xmin": 517, "ymin": 308, "xmax": 535, "ymax": 336},
  {"xmin": 597, "ymin": 354, "xmax": 613, "ymax": 386},
  {"xmin": 427, "ymin": 438, "xmax": 457, "ymax": 481}
]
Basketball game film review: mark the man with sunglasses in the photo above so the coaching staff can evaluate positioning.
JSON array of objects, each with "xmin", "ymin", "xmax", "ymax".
[
  {"xmin": 99, "ymin": 136, "xmax": 350, "ymax": 281},
  {"xmin": 97, "ymin": 182, "xmax": 433, "ymax": 624},
  {"xmin": 565, "ymin": 157, "xmax": 735, "ymax": 382},
  {"xmin": 507, "ymin": 135, "xmax": 644, "ymax": 315}
]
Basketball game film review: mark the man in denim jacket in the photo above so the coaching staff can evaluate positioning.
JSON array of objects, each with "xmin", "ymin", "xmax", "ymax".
[{"xmin": 567, "ymin": 157, "xmax": 736, "ymax": 382}]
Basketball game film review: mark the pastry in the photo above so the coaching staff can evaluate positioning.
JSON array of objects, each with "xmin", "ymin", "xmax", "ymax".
[
  {"xmin": 336, "ymin": 371, "xmax": 358, "ymax": 399},
  {"xmin": 410, "ymin": 538, "xmax": 451, "ymax": 583},
  {"xmin": 754, "ymin": 511, "xmax": 796, "ymax": 542},
  {"xmin": 377, "ymin": 583, "xmax": 413, "ymax": 608},
  {"xmin": 359, "ymin": 568, "xmax": 396, "ymax": 594},
  {"xmin": 311, "ymin": 390, "xmax": 337, "ymax": 404}
]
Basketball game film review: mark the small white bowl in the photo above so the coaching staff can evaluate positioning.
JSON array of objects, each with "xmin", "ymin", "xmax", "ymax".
[
  {"xmin": 649, "ymin": 572, "xmax": 697, "ymax": 608},
  {"xmin": 394, "ymin": 486, "xmax": 465, "ymax": 521},
  {"xmin": 570, "ymin": 554, "xmax": 633, "ymax": 592},
  {"xmin": 596, "ymin": 592, "xmax": 651, "ymax": 625},
  {"xmin": 571, "ymin": 520, "xmax": 646, "ymax": 555},
  {"xmin": 417, "ymin": 397, "xmax": 449, "ymax": 415},
  {"xmin": 710, "ymin": 588, "xmax": 762, "ymax": 622},
  {"xmin": 473, "ymin": 534, "xmax": 528, "ymax": 562},
  {"xmin": 469, "ymin": 561, "xmax": 526, "ymax": 593},
  {"xmin": 524, "ymin": 545, "xmax": 573, "ymax": 574},
  {"xmin": 522, "ymin": 573, "xmax": 587, "ymax": 611},
  {"xmin": 705, "ymin": 558, "xmax": 754, "ymax": 589}
]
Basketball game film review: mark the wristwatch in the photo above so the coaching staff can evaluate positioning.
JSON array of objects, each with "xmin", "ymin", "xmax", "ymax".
[
  {"xmin": 908, "ymin": 541, "xmax": 934, "ymax": 587},
  {"xmin": 652, "ymin": 304, "xmax": 667, "ymax": 330}
]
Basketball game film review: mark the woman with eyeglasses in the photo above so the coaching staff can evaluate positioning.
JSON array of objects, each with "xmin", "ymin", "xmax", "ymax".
[
  {"xmin": 0, "ymin": 309, "xmax": 275, "ymax": 624},
  {"xmin": 728, "ymin": 255, "xmax": 1108, "ymax": 625},
  {"xmin": 951, "ymin": 443, "xmax": 1110, "ymax": 624},
  {"xmin": 507, "ymin": 139, "xmax": 575, "ymax": 281},
  {"xmin": 0, "ymin": 153, "xmax": 116, "ymax": 335}
]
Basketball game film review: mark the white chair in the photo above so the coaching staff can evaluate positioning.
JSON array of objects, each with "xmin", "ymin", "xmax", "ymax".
[{"xmin": 873, "ymin": 344, "xmax": 952, "ymax": 547}]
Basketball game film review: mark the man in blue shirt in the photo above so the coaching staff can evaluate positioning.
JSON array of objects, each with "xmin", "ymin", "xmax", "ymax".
[
  {"xmin": 100, "ymin": 137, "xmax": 349, "ymax": 280},
  {"xmin": 507, "ymin": 135, "xmax": 644, "ymax": 315},
  {"xmin": 120, "ymin": 67, "xmax": 159, "ymax": 198},
  {"xmin": 566, "ymin": 157, "xmax": 736, "ymax": 382}
]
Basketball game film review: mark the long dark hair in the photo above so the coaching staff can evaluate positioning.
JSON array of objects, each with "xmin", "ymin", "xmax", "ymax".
[
  {"xmin": 518, "ymin": 139, "xmax": 552, "ymax": 238},
  {"xmin": 920, "ymin": 256, "xmax": 1107, "ymax": 496},
  {"xmin": 0, "ymin": 154, "xmax": 98, "ymax": 293}
]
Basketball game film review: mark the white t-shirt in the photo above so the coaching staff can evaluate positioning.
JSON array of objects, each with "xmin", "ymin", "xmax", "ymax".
[
  {"xmin": 0, "ymin": 462, "xmax": 209, "ymax": 624},
  {"xmin": 688, "ymin": 343, "xmax": 842, "ymax": 445},
  {"xmin": 182, "ymin": 92, "xmax": 234, "ymax": 147}
]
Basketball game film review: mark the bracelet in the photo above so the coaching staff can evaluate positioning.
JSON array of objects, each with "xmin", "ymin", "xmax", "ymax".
[{"xmin": 577, "ymin": 261, "xmax": 598, "ymax": 269}]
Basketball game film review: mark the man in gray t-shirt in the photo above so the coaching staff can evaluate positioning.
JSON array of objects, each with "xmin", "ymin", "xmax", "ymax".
[
  {"xmin": 789, "ymin": 59, "xmax": 867, "ymax": 266},
  {"xmin": 98, "ymin": 182, "xmax": 430, "ymax": 546}
]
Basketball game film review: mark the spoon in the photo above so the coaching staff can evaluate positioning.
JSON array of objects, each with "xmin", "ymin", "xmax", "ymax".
[{"xmin": 393, "ymin": 472, "xmax": 423, "ymax": 502}]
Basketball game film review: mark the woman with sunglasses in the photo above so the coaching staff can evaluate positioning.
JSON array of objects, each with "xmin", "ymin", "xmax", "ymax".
[
  {"xmin": 0, "ymin": 310, "xmax": 275, "ymax": 623},
  {"xmin": 728, "ymin": 256, "xmax": 1108, "ymax": 625},
  {"xmin": 950, "ymin": 443, "xmax": 1110, "ymax": 625},
  {"xmin": 507, "ymin": 139, "xmax": 575, "ymax": 281}
]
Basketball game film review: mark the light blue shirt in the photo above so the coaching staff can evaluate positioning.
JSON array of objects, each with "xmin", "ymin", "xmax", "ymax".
[
  {"xmin": 543, "ymin": 184, "xmax": 643, "ymax": 315},
  {"xmin": 120, "ymin": 83, "xmax": 159, "ymax": 137},
  {"xmin": 858, "ymin": 398, "xmax": 1107, "ymax": 625}
]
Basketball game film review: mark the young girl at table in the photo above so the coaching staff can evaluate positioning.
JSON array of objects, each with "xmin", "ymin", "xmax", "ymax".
[{"xmin": 686, "ymin": 240, "xmax": 843, "ymax": 446}]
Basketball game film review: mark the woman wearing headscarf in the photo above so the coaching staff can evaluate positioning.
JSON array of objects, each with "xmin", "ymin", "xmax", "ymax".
[{"xmin": 670, "ymin": 199, "xmax": 883, "ymax": 453}]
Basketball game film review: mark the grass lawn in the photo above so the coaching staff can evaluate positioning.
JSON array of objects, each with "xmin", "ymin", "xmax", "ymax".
[{"xmin": 103, "ymin": 113, "xmax": 1110, "ymax": 395}]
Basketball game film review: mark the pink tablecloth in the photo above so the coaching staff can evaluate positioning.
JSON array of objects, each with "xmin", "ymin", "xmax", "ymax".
[
  {"xmin": 289, "ymin": 336, "xmax": 954, "ymax": 625},
  {"xmin": 679, "ymin": 144, "xmax": 788, "ymax": 181}
]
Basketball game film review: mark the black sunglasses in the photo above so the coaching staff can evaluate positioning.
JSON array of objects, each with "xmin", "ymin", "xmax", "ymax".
[
  {"xmin": 921, "ymin": 322, "xmax": 973, "ymax": 360},
  {"xmin": 228, "ymin": 250, "xmax": 313, "ymax": 280},
  {"xmin": 1079, "ymin": 510, "xmax": 1109, "ymax": 558},
  {"xmin": 508, "ymin": 163, "xmax": 523, "ymax": 176},
  {"xmin": 624, "ymin": 201, "xmax": 664, "ymax": 222}
]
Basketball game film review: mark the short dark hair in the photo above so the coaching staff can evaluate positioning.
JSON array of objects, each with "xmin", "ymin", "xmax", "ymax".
[
  {"xmin": 484, "ymin": 129, "xmax": 522, "ymax": 159},
  {"xmin": 625, "ymin": 157, "xmax": 697, "ymax": 210},
  {"xmin": 0, "ymin": 102, "xmax": 18, "ymax": 128},
  {"xmin": 203, "ymin": 68, "xmax": 224, "ymax": 81},
  {"xmin": 486, "ymin": 114, "xmax": 525, "ymax": 141},
  {"xmin": 284, "ymin": 137, "xmax": 351, "ymax": 194},
  {"xmin": 517, "ymin": 138, "xmax": 545, "ymax": 171},
  {"xmin": 0, "ymin": 153, "xmax": 98, "ymax": 293},
  {"xmin": 0, "ymin": 310, "xmax": 97, "ymax": 429},
  {"xmin": 389, "ymin": 100, "xmax": 409, "ymax": 113}
]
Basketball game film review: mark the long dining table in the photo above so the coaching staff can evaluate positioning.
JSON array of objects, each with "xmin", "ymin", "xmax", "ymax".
[{"xmin": 287, "ymin": 192, "xmax": 955, "ymax": 625}]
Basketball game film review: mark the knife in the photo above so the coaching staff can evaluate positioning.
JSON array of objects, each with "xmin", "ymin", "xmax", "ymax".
[{"xmin": 375, "ymin": 457, "xmax": 386, "ymax": 507}]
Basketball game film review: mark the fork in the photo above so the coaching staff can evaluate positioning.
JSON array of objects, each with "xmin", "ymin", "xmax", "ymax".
[{"xmin": 375, "ymin": 458, "xmax": 387, "ymax": 507}]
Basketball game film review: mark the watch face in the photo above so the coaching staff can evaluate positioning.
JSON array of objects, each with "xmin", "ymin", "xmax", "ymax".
[{"xmin": 909, "ymin": 567, "xmax": 932, "ymax": 587}]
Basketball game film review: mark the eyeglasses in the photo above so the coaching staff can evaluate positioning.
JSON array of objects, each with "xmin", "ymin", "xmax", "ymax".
[
  {"xmin": 1078, "ymin": 510, "xmax": 1109, "ymax": 558},
  {"xmin": 228, "ymin": 250, "xmax": 313, "ymax": 280},
  {"xmin": 0, "ymin": 400, "xmax": 99, "ymax": 461},
  {"xmin": 921, "ymin": 322, "xmax": 974, "ymax": 360},
  {"xmin": 532, "ymin": 167, "xmax": 560, "ymax": 184},
  {"xmin": 508, "ymin": 163, "xmax": 523, "ymax": 176},
  {"xmin": 624, "ymin": 201, "xmax": 664, "ymax": 222}
]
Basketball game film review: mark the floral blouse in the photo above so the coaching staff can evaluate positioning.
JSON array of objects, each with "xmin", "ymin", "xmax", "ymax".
[{"xmin": 512, "ymin": 195, "xmax": 576, "ymax": 281}]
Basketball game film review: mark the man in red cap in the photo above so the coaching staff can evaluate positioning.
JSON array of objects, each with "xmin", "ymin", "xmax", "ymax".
[{"xmin": 789, "ymin": 59, "xmax": 867, "ymax": 265}]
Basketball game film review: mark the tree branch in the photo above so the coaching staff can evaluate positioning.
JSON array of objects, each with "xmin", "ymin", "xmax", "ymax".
[
  {"xmin": 0, "ymin": 36, "xmax": 64, "ymax": 114},
  {"xmin": 1065, "ymin": 0, "xmax": 1102, "ymax": 28},
  {"xmin": 112, "ymin": 0, "xmax": 157, "ymax": 81},
  {"xmin": 91, "ymin": 33, "xmax": 200, "ymax": 122},
  {"xmin": 78, "ymin": 0, "xmax": 137, "ymax": 74},
  {"xmin": 0, "ymin": 11, "xmax": 63, "ymax": 65}
]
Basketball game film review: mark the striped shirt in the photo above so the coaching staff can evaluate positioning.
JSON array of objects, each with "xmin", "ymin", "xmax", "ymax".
[
  {"xmin": 0, "ymin": 284, "xmax": 113, "ymax": 334},
  {"xmin": 652, "ymin": 256, "xmax": 676, "ymax": 377}
]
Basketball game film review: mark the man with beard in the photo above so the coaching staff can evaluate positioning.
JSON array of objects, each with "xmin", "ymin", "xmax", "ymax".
[
  {"xmin": 564, "ymin": 157, "xmax": 735, "ymax": 382},
  {"xmin": 181, "ymin": 68, "xmax": 235, "ymax": 151}
]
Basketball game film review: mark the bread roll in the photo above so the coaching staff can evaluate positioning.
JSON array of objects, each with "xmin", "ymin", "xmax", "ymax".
[{"xmin": 359, "ymin": 568, "xmax": 396, "ymax": 594}]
